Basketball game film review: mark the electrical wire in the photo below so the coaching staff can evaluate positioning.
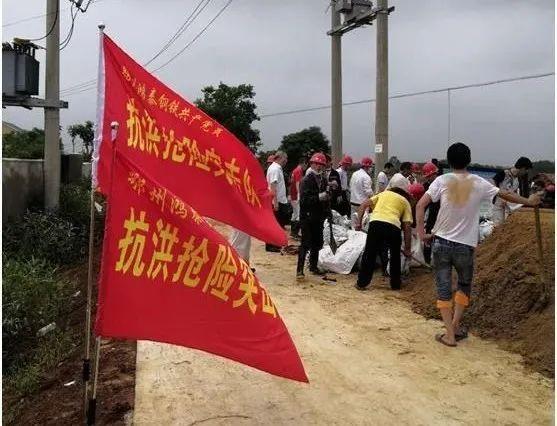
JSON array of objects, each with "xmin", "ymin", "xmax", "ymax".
[
  {"xmin": 3, "ymin": 0, "xmax": 107, "ymax": 28},
  {"xmin": 144, "ymin": 0, "xmax": 212, "ymax": 66},
  {"xmin": 62, "ymin": 0, "xmax": 234, "ymax": 96},
  {"xmin": 60, "ymin": 3, "xmax": 79, "ymax": 50},
  {"xmin": 28, "ymin": 0, "xmax": 59, "ymax": 41},
  {"xmin": 61, "ymin": 0, "xmax": 214, "ymax": 93},
  {"xmin": 153, "ymin": 0, "xmax": 234, "ymax": 72},
  {"xmin": 259, "ymin": 72, "xmax": 556, "ymax": 118}
]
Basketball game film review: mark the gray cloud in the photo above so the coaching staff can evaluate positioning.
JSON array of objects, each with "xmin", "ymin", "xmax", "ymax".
[{"xmin": 2, "ymin": 0, "xmax": 554, "ymax": 166}]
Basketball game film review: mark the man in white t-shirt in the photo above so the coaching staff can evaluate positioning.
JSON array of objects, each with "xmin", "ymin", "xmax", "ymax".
[
  {"xmin": 266, "ymin": 150, "xmax": 289, "ymax": 252},
  {"xmin": 350, "ymin": 157, "xmax": 374, "ymax": 227},
  {"xmin": 376, "ymin": 162, "xmax": 394, "ymax": 193},
  {"xmin": 416, "ymin": 143, "xmax": 541, "ymax": 348}
]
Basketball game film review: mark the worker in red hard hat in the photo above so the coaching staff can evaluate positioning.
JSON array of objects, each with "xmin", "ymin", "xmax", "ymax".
[
  {"xmin": 289, "ymin": 157, "xmax": 308, "ymax": 239},
  {"xmin": 336, "ymin": 155, "xmax": 353, "ymax": 216},
  {"xmin": 296, "ymin": 152, "xmax": 329, "ymax": 279},
  {"xmin": 267, "ymin": 154, "xmax": 275, "ymax": 164},
  {"xmin": 349, "ymin": 157, "xmax": 374, "ymax": 228}
]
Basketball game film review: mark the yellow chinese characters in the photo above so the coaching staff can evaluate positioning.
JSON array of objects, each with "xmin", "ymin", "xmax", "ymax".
[
  {"xmin": 125, "ymin": 97, "xmax": 261, "ymax": 207},
  {"xmin": 114, "ymin": 207, "xmax": 277, "ymax": 318},
  {"xmin": 204, "ymin": 245, "xmax": 238, "ymax": 302},
  {"xmin": 172, "ymin": 236, "xmax": 209, "ymax": 288},
  {"xmin": 147, "ymin": 219, "xmax": 179, "ymax": 281},
  {"xmin": 115, "ymin": 208, "xmax": 149, "ymax": 277}
]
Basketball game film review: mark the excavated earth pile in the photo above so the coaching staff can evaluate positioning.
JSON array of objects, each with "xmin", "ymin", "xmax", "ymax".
[{"xmin": 402, "ymin": 209, "xmax": 555, "ymax": 377}]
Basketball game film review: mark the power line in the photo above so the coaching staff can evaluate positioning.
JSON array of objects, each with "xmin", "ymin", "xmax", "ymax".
[
  {"xmin": 60, "ymin": 3, "xmax": 79, "ymax": 50},
  {"xmin": 144, "ymin": 0, "xmax": 212, "ymax": 67},
  {"xmin": 259, "ymin": 72, "xmax": 556, "ymax": 118},
  {"xmin": 28, "ymin": 0, "xmax": 59, "ymax": 41},
  {"xmin": 2, "ymin": 0, "xmax": 106, "ymax": 28},
  {"xmin": 62, "ymin": 0, "xmax": 234, "ymax": 96},
  {"xmin": 152, "ymin": 0, "xmax": 234, "ymax": 72}
]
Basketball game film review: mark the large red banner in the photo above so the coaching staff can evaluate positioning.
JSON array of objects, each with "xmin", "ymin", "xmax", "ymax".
[
  {"xmin": 95, "ymin": 34, "xmax": 286, "ymax": 246},
  {"xmin": 94, "ymin": 149, "xmax": 307, "ymax": 383}
]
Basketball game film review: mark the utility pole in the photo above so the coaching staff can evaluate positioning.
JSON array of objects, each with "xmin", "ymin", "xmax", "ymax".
[
  {"xmin": 327, "ymin": 1, "xmax": 394, "ymax": 173},
  {"xmin": 331, "ymin": 1, "xmax": 343, "ymax": 166},
  {"xmin": 44, "ymin": 0, "xmax": 61, "ymax": 209},
  {"xmin": 374, "ymin": 0, "xmax": 389, "ymax": 181}
]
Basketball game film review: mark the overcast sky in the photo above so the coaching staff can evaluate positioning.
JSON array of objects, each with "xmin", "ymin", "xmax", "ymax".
[{"xmin": 2, "ymin": 0, "xmax": 555, "ymax": 166}]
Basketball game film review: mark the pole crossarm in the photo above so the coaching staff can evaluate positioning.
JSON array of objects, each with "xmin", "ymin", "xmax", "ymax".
[
  {"xmin": 327, "ymin": 5, "xmax": 394, "ymax": 36},
  {"xmin": 2, "ymin": 96, "xmax": 68, "ymax": 109}
]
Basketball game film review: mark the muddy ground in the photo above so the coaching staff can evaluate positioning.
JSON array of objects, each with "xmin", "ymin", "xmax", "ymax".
[
  {"xmin": 3, "ymin": 259, "xmax": 137, "ymax": 426},
  {"xmin": 133, "ymin": 223, "xmax": 554, "ymax": 425},
  {"xmin": 401, "ymin": 209, "xmax": 555, "ymax": 377}
]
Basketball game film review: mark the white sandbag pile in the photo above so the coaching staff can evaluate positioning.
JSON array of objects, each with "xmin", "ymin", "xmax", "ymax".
[{"xmin": 319, "ymin": 230, "xmax": 368, "ymax": 274}]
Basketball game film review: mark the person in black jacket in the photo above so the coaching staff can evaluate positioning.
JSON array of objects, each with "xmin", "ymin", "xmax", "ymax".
[
  {"xmin": 296, "ymin": 153, "xmax": 329, "ymax": 280},
  {"xmin": 325, "ymin": 154, "xmax": 343, "ymax": 215}
]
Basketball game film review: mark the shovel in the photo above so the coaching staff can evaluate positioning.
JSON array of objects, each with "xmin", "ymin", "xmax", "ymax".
[{"xmin": 328, "ymin": 218, "xmax": 338, "ymax": 254}]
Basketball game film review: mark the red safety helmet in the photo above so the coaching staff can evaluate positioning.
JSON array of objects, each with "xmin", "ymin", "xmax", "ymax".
[
  {"xmin": 360, "ymin": 157, "xmax": 373, "ymax": 167},
  {"xmin": 412, "ymin": 163, "xmax": 421, "ymax": 173},
  {"xmin": 422, "ymin": 162, "xmax": 438, "ymax": 178},
  {"xmin": 340, "ymin": 155, "xmax": 353, "ymax": 166},
  {"xmin": 267, "ymin": 154, "xmax": 275, "ymax": 164},
  {"xmin": 309, "ymin": 152, "xmax": 327, "ymax": 166},
  {"xmin": 408, "ymin": 183, "xmax": 425, "ymax": 200}
]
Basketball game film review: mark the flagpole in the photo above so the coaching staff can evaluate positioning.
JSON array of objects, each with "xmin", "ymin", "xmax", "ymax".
[
  {"xmin": 84, "ymin": 22, "xmax": 106, "ymax": 418},
  {"xmin": 87, "ymin": 337, "xmax": 102, "ymax": 425}
]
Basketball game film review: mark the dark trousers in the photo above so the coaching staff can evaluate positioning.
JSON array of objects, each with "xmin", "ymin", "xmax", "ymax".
[
  {"xmin": 423, "ymin": 224, "xmax": 434, "ymax": 264},
  {"xmin": 266, "ymin": 203, "xmax": 290, "ymax": 251},
  {"xmin": 357, "ymin": 221, "xmax": 402, "ymax": 290},
  {"xmin": 296, "ymin": 217, "xmax": 324, "ymax": 274}
]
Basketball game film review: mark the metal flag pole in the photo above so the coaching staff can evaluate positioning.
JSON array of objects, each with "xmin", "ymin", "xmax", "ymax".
[{"xmin": 83, "ymin": 22, "xmax": 106, "ymax": 418}]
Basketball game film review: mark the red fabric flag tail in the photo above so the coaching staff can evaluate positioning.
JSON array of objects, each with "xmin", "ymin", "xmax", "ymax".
[
  {"xmin": 93, "ymin": 33, "xmax": 287, "ymax": 246},
  {"xmin": 94, "ymin": 149, "xmax": 308, "ymax": 383}
]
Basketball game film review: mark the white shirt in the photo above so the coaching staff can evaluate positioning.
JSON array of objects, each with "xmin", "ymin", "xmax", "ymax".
[
  {"xmin": 427, "ymin": 173, "xmax": 500, "ymax": 247},
  {"xmin": 336, "ymin": 167, "xmax": 348, "ymax": 190},
  {"xmin": 350, "ymin": 168, "xmax": 374, "ymax": 205},
  {"xmin": 266, "ymin": 162, "xmax": 287, "ymax": 204},
  {"xmin": 377, "ymin": 171, "xmax": 389, "ymax": 192},
  {"xmin": 387, "ymin": 173, "xmax": 410, "ymax": 191}
]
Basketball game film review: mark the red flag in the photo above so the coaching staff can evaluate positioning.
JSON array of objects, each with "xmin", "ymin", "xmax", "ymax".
[
  {"xmin": 94, "ymin": 148, "xmax": 307, "ymax": 383},
  {"xmin": 93, "ymin": 34, "xmax": 286, "ymax": 246}
]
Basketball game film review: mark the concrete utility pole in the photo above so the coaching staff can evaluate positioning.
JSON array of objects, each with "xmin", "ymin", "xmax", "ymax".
[
  {"xmin": 374, "ymin": 0, "xmax": 389, "ymax": 180},
  {"xmin": 44, "ymin": 0, "xmax": 61, "ymax": 209},
  {"xmin": 331, "ymin": 1, "xmax": 343, "ymax": 166}
]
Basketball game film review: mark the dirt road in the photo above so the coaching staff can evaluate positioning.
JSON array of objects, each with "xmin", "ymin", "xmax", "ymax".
[{"xmin": 133, "ymin": 236, "xmax": 554, "ymax": 425}]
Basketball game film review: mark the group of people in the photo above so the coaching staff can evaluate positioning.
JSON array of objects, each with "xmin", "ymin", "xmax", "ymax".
[{"xmin": 260, "ymin": 144, "xmax": 544, "ymax": 348}]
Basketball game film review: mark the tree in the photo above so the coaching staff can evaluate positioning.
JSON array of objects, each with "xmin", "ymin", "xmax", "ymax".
[
  {"xmin": 532, "ymin": 160, "xmax": 554, "ymax": 174},
  {"xmin": 195, "ymin": 83, "xmax": 261, "ymax": 153},
  {"xmin": 278, "ymin": 126, "xmax": 331, "ymax": 175},
  {"xmin": 68, "ymin": 121, "xmax": 94, "ymax": 161},
  {"xmin": 2, "ymin": 128, "xmax": 45, "ymax": 159}
]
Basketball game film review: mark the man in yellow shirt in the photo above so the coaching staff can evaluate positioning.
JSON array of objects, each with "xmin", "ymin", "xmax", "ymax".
[{"xmin": 354, "ymin": 179, "xmax": 413, "ymax": 290}]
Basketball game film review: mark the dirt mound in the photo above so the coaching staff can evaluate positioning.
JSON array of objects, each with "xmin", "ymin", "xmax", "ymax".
[{"xmin": 401, "ymin": 209, "xmax": 555, "ymax": 377}]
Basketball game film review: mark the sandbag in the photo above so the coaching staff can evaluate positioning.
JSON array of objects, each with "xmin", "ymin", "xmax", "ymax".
[
  {"xmin": 479, "ymin": 220, "xmax": 494, "ymax": 243},
  {"xmin": 323, "ymin": 219, "xmax": 349, "ymax": 247},
  {"xmin": 318, "ymin": 230, "xmax": 368, "ymax": 274},
  {"xmin": 408, "ymin": 234, "xmax": 425, "ymax": 267},
  {"xmin": 331, "ymin": 210, "xmax": 352, "ymax": 228}
]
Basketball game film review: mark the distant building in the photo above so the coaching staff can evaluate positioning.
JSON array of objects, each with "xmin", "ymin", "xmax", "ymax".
[{"xmin": 2, "ymin": 121, "xmax": 24, "ymax": 136}]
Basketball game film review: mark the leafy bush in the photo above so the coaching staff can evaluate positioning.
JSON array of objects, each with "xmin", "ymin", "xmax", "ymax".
[
  {"xmin": 2, "ymin": 128, "xmax": 45, "ymax": 159},
  {"xmin": 3, "ymin": 211, "xmax": 88, "ymax": 265},
  {"xmin": 2, "ymin": 257, "xmax": 74, "ymax": 372}
]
